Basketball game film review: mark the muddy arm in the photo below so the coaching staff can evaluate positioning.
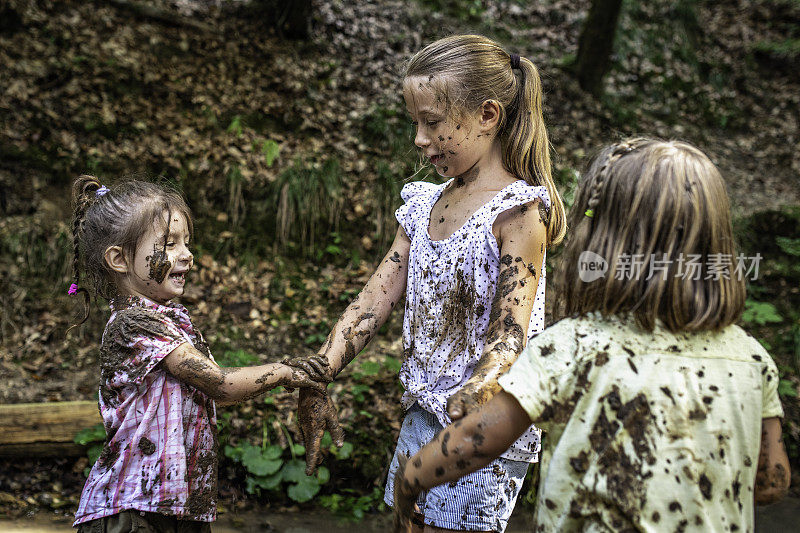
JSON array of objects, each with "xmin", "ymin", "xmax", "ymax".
[
  {"xmin": 447, "ymin": 202, "xmax": 546, "ymax": 419},
  {"xmin": 393, "ymin": 391, "xmax": 532, "ymax": 529},
  {"xmin": 286, "ymin": 225, "xmax": 411, "ymax": 380},
  {"xmin": 288, "ymin": 226, "xmax": 410, "ymax": 474},
  {"xmin": 755, "ymin": 417, "xmax": 791, "ymax": 505},
  {"xmin": 162, "ymin": 343, "xmax": 325, "ymax": 405}
]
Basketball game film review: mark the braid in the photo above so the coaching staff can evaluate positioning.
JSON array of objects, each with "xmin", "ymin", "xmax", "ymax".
[
  {"xmin": 67, "ymin": 175, "xmax": 102, "ymax": 333},
  {"xmin": 586, "ymin": 141, "xmax": 637, "ymax": 216}
]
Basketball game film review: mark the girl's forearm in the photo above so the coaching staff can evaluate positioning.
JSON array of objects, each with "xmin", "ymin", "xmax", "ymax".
[
  {"xmin": 164, "ymin": 345, "xmax": 324, "ymax": 403},
  {"xmin": 399, "ymin": 392, "xmax": 531, "ymax": 495},
  {"xmin": 318, "ymin": 246, "xmax": 408, "ymax": 377}
]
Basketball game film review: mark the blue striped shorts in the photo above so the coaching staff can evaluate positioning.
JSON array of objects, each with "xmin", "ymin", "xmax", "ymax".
[{"xmin": 384, "ymin": 404, "xmax": 528, "ymax": 532}]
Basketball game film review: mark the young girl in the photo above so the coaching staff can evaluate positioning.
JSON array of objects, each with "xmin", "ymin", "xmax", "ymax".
[
  {"xmin": 68, "ymin": 176, "xmax": 325, "ymax": 532},
  {"xmin": 283, "ymin": 35, "xmax": 566, "ymax": 532},
  {"xmin": 391, "ymin": 139, "xmax": 792, "ymax": 532}
]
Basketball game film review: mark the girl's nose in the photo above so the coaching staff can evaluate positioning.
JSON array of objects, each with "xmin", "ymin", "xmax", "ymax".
[
  {"xmin": 178, "ymin": 244, "xmax": 193, "ymax": 264},
  {"xmin": 414, "ymin": 127, "xmax": 430, "ymax": 149}
]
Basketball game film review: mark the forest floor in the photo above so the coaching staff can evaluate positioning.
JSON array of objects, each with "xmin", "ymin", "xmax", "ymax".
[{"xmin": 1, "ymin": 0, "xmax": 799, "ymax": 523}]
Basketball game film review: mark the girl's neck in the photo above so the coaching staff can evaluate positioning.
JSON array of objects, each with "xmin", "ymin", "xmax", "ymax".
[{"xmin": 454, "ymin": 140, "xmax": 516, "ymax": 191}]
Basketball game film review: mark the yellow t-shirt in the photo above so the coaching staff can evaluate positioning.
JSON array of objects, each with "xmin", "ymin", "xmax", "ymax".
[{"xmin": 498, "ymin": 313, "xmax": 783, "ymax": 533}]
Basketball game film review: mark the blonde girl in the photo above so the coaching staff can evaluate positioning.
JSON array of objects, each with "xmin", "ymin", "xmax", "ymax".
[
  {"xmin": 391, "ymin": 139, "xmax": 791, "ymax": 532},
  {"xmin": 69, "ymin": 177, "xmax": 325, "ymax": 532},
  {"xmin": 284, "ymin": 34, "xmax": 566, "ymax": 532}
]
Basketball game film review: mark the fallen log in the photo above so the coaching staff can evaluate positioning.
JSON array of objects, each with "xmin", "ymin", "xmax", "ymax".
[{"xmin": 0, "ymin": 401, "xmax": 101, "ymax": 457}]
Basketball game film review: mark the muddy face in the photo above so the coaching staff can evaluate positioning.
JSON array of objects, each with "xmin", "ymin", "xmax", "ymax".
[
  {"xmin": 124, "ymin": 211, "xmax": 193, "ymax": 304},
  {"xmin": 146, "ymin": 247, "xmax": 172, "ymax": 283},
  {"xmin": 403, "ymin": 75, "xmax": 493, "ymax": 179}
]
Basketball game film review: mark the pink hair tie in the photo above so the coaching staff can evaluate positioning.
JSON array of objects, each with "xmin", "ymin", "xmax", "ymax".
[{"xmin": 68, "ymin": 283, "xmax": 79, "ymax": 295}]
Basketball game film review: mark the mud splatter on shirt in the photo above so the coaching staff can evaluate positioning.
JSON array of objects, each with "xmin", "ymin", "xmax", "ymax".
[
  {"xmin": 74, "ymin": 296, "xmax": 217, "ymax": 526},
  {"xmin": 498, "ymin": 313, "xmax": 783, "ymax": 532},
  {"xmin": 395, "ymin": 179, "xmax": 550, "ymax": 462}
]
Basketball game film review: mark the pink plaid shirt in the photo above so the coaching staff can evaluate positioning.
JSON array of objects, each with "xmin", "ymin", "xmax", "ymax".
[{"xmin": 74, "ymin": 296, "xmax": 218, "ymax": 525}]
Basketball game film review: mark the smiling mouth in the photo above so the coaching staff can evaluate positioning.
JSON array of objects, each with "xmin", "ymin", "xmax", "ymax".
[
  {"xmin": 169, "ymin": 272, "xmax": 186, "ymax": 285},
  {"xmin": 429, "ymin": 154, "xmax": 444, "ymax": 165}
]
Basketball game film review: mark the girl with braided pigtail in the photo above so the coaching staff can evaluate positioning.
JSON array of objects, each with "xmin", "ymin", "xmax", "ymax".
[
  {"xmin": 69, "ymin": 176, "xmax": 327, "ymax": 532},
  {"xmin": 392, "ymin": 138, "xmax": 790, "ymax": 532}
]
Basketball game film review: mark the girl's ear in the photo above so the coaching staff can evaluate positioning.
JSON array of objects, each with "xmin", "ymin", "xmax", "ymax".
[
  {"xmin": 479, "ymin": 99, "xmax": 501, "ymax": 132},
  {"xmin": 105, "ymin": 246, "xmax": 129, "ymax": 274}
]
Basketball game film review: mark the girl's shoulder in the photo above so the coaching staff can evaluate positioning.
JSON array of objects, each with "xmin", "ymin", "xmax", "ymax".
[
  {"xmin": 399, "ymin": 180, "xmax": 447, "ymax": 203},
  {"xmin": 105, "ymin": 301, "xmax": 183, "ymax": 347}
]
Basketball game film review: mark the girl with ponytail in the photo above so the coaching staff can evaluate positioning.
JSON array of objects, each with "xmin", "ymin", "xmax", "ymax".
[{"xmin": 283, "ymin": 35, "xmax": 565, "ymax": 532}]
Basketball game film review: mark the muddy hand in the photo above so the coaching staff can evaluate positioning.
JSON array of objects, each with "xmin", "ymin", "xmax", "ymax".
[
  {"xmin": 392, "ymin": 454, "xmax": 420, "ymax": 533},
  {"xmin": 297, "ymin": 388, "xmax": 344, "ymax": 475},
  {"xmin": 282, "ymin": 355, "xmax": 333, "ymax": 383},
  {"xmin": 283, "ymin": 365, "xmax": 327, "ymax": 393},
  {"xmin": 446, "ymin": 379, "xmax": 500, "ymax": 420}
]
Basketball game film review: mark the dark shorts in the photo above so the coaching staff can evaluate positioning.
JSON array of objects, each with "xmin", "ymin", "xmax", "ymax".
[
  {"xmin": 77, "ymin": 511, "xmax": 211, "ymax": 533},
  {"xmin": 384, "ymin": 404, "xmax": 528, "ymax": 532}
]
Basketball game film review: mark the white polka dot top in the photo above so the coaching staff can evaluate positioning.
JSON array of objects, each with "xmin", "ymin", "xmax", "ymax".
[{"xmin": 395, "ymin": 178, "xmax": 549, "ymax": 462}]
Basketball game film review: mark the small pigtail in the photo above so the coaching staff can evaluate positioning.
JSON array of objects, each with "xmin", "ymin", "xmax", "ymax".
[
  {"xmin": 585, "ymin": 140, "xmax": 643, "ymax": 218},
  {"xmin": 67, "ymin": 175, "xmax": 102, "ymax": 334}
]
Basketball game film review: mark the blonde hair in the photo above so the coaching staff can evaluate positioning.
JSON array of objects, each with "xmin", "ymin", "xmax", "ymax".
[
  {"xmin": 557, "ymin": 138, "xmax": 746, "ymax": 332},
  {"xmin": 405, "ymin": 34, "xmax": 566, "ymax": 246}
]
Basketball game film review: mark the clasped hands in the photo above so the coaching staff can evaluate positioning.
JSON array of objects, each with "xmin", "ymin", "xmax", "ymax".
[{"xmin": 281, "ymin": 355, "xmax": 345, "ymax": 475}]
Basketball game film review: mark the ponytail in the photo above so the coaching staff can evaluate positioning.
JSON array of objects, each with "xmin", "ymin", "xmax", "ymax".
[
  {"xmin": 501, "ymin": 56, "xmax": 566, "ymax": 246},
  {"xmin": 67, "ymin": 175, "xmax": 102, "ymax": 333}
]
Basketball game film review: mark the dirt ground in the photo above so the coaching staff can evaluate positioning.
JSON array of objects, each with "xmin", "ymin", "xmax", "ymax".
[{"xmin": 1, "ymin": 498, "xmax": 798, "ymax": 532}]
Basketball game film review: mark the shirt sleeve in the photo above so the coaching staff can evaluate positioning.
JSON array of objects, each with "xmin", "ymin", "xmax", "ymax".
[
  {"xmin": 394, "ymin": 181, "xmax": 441, "ymax": 241},
  {"xmin": 498, "ymin": 318, "xmax": 581, "ymax": 430},
  {"xmin": 102, "ymin": 307, "xmax": 187, "ymax": 386},
  {"xmin": 761, "ymin": 351, "xmax": 785, "ymax": 419}
]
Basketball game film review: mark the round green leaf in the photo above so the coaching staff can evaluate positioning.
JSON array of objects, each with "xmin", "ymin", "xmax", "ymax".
[
  {"xmin": 241, "ymin": 446, "xmax": 283, "ymax": 476},
  {"xmin": 316, "ymin": 466, "xmax": 330, "ymax": 484},
  {"xmin": 288, "ymin": 476, "xmax": 321, "ymax": 502},
  {"xmin": 281, "ymin": 458, "xmax": 307, "ymax": 483}
]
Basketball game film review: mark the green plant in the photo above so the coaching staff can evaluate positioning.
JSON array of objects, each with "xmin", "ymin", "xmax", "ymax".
[
  {"xmin": 752, "ymin": 38, "xmax": 800, "ymax": 61},
  {"xmin": 261, "ymin": 139, "xmax": 281, "ymax": 167},
  {"xmin": 741, "ymin": 299, "xmax": 783, "ymax": 326},
  {"xmin": 271, "ymin": 158, "xmax": 344, "ymax": 256},
  {"xmin": 216, "ymin": 349, "xmax": 260, "ymax": 367},
  {"xmin": 74, "ymin": 423, "xmax": 106, "ymax": 476},
  {"xmin": 224, "ymin": 416, "xmax": 331, "ymax": 502},
  {"xmin": 320, "ymin": 487, "xmax": 386, "ymax": 521},
  {"xmin": 776, "ymin": 236, "xmax": 800, "ymax": 256},
  {"xmin": 227, "ymin": 115, "xmax": 243, "ymax": 137}
]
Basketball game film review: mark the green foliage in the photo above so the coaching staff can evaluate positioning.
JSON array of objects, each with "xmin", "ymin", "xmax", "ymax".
[
  {"xmin": 271, "ymin": 158, "xmax": 344, "ymax": 256},
  {"xmin": 320, "ymin": 487, "xmax": 386, "ymax": 521},
  {"xmin": 776, "ymin": 236, "xmax": 800, "ymax": 256},
  {"xmin": 753, "ymin": 38, "xmax": 800, "ymax": 61},
  {"xmin": 224, "ymin": 414, "xmax": 333, "ymax": 503},
  {"xmin": 608, "ymin": 0, "xmax": 741, "ymax": 128},
  {"xmin": 360, "ymin": 103, "xmax": 434, "ymax": 253},
  {"xmin": 74, "ymin": 423, "xmax": 106, "ymax": 476},
  {"xmin": 216, "ymin": 349, "xmax": 260, "ymax": 367},
  {"xmin": 741, "ymin": 300, "xmax": 783, "ymax": 325},
  {"xmin": 260, "ymin": 139, "xmax": 281, "ymax": 167},
  {"xmin": 227, "ymin": 115, "xmax": 244, "ymax": 137}
]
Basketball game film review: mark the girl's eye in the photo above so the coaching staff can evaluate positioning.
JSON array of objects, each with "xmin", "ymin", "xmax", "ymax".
[
  {"xmin": 411, "ymin": 121, "xmax": 419, "ymax": 126},
  {"xmin": 166, "ymin": 242, "xmax": 176, "ymax": 247},
  {"xmin": 426, "ymin": 120, "xmax": 439, "ymax": 127}
]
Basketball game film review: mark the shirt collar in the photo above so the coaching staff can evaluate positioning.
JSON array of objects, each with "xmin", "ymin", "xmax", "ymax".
[{"xmin": 110, "ymin": 294, "xmax": 191, "ymax": 324}]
